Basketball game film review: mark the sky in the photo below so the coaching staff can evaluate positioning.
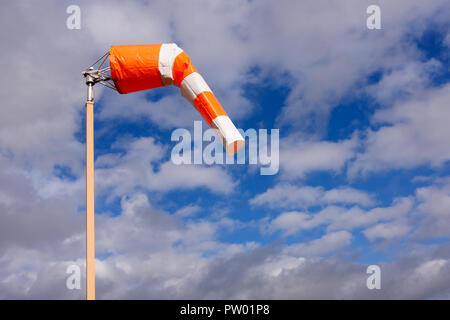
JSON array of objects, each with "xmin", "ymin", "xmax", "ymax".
[{"xmin": 0, "ymin": 0, "xmax": 450, "ymax": 299}]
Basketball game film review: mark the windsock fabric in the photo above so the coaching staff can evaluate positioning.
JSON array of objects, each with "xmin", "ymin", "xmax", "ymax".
[{"xmin": 109, "ymin": 44, "xmax": 245, "ymax": 155}]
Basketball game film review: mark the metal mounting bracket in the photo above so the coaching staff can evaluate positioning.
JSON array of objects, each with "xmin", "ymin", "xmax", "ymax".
[{"xmin": 82, "ymin": 51, "xmax": 116, "ymax": 102}]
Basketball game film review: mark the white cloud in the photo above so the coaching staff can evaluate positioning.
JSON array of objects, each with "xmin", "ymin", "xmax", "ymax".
[
  {"xmin": 251, "ymin": 184, "xmax": 374, "ymax": 209},
  {"xmin": 350, "ymin": 84, "xmax": 450, "ymax": 176},
  {"xmin": 263, "ymin": 197, "xmax": 413, "ymax": 237},
  {"xmin": 367, "ymin": 59, "xmax": 442, "ymax": 105},
  {"xmin": 251, "ymin": 185, "xmax": 322, "ymax": 209},
  {"xmin": 363, "ymin": 220, "xmax": 411, "ymax": 241},
  {"xmin": 269, "ymin": 211, "xmax": 308, "ymax": 236},
  {"xmin": 445, "ymin": 33, "xmax": 450, "ymax": 48},
  {"xmin": 323, "ymin": 187, "xmax": 374, "ymax": 206},
  {"xmin": 264, "ymin": 0, "xmax": 449, "ymax": 133},
  {"xmin": 285, "ymin": 231, "xmax": 353, "ymax": 257},
  {"xmin": 280, "ymin": 135, "xmax": 358, "ymax": 180},
  {"xmin": 174, "ymin": 205, "xmax": 202, "ymax": 217},
  {"xmin": 95, "ymin": 136, "xmax": 237, "ymax": 198}
]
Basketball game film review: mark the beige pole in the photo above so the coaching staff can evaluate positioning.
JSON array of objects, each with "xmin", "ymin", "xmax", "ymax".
[{"xmin": 85, "ymin": 100, "xmax": 95, "ymax": 300}]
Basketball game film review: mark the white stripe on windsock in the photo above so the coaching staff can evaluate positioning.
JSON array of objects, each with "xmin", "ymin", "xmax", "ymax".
[
  {"xmin": 180, "ymin": 72, "xmax": 212, "ymax": 103},
  {"xmin": 158, "ymin": 43, "xmax": 183, "ymax": 86},
  {"xmin": 212, "ymin": 115, "xmax": 245, "ymax": 155}
]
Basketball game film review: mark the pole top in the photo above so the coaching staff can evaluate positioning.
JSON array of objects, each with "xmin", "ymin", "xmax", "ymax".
[
  {"xmin": 82, "ymin": 52, "xmax": 117, "ymax": 101},
  {"xmin": 82, "ymin": 67, "xmax": 111, "ymax": 86}
]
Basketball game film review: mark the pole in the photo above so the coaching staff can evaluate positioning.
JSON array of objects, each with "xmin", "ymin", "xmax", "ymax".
[
  {"xmin": 86, "ymin": 83, "xmax": 95, "ymax": 300},
  {"xmin": 83, "ymin": 63, "xmax": 112, "ymax": 300}
]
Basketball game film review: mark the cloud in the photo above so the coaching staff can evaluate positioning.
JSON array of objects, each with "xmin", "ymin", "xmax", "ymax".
[
  {"xmin": 329, "ymin": 197, "xmax": 414, "ymax": 232},
  {"xmin": 259, "ymin": 176, "xmax": 450, "ymax": 245},
  {"xmin": 367, "ymin": 59, "xmax": 443, "ymax": 105},
  {"xmin": 268, "ymin": 211, "xmax": 309, "ymax": 236},
  {"xmin": 0, "ymin": 155, "xmax": 83, "ymax": 253},
  {"xmin": 2, "ymin": 170, "xmax": 450, "ymax": 299},
  {"xmin": 263, "ymin": 0, "xmax": 449, "ymax": 133},
  {"xmin": 323, "ymin": 187, "xmax": 374, "ymax": 206},
  {"xmin": 122, "ymin": 244, "xmax": 450, "ymax": 299},
  {"xmin": 350, "ymin": 83, "xmax": 450, "ymax": 176},
  {"xmin": 285, "ymin": 231, "xmax": 353, "ymax": 257},
  {"xmin": 261, "ymin": 196, "xmax": 413, "ymax": 238},
  {"xmin": 0, "ymin": 1, "xmax": 89, "ymax": 175},
  {"xmin": 173, "ymin": 205, "xmax": 202, "ymax": 217},
  {"xmin": 95, "ymin": 136, "xmax": 237, "ymax": 198},
  {"xmin": 412, "ymin": 179, "xmax": 450, "ymax": 239},
  {"xmin": 363, "ymin": 220, "xmax": 411, "ymax": 241},
  {"xmin": 279, "ymin": 135, "xmax": 358, "ymax": 180},
  {"xmin": 251, "ymin": 184, "xmax": 374, "ymax": 209}
]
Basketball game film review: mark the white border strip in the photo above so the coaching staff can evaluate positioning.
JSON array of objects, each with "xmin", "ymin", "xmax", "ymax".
[
  {"xmin": 180, "ymin": 72, "xmax": 212, "ymax": 102},
  {"xmin": 212, "ymin": 115, "xmax": 245, "ymax": 155},
  {"xmin": 158, "ymin": 43, "xmax": 183, "ymax": 86}
]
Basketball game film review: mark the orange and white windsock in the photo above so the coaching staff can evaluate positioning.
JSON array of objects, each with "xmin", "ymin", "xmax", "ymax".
[{"xmin": 109, "ymin": 44, "xmax": 245, "ymax": 155}]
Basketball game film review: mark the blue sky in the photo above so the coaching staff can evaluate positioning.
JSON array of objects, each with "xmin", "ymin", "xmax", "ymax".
[{"xmin": 1, "ymin": 0, "xmax": 450, "ymax": 299}]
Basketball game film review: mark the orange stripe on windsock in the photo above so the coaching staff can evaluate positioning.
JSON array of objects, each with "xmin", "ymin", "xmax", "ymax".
[
  {"xmin": 193, "ymin": 91, "xmax": 227, "ymax": 126},
  {"xmin": 109, "ymin": 44, "xmax": 163, "ymax": 94},
  {"xmin": 172, "ymin": 51, "xmax": 198, "ymax": 87}
]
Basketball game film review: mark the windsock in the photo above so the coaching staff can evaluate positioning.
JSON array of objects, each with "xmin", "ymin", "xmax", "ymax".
[{"xmin": 109, "ymin": 44, "xmax": 245, "ymax": 155}]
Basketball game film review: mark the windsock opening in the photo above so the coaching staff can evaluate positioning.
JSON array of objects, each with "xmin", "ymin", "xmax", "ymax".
[{"xmin": 109, "ymin": 44, "xmax": 245, "ymax": 155}]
